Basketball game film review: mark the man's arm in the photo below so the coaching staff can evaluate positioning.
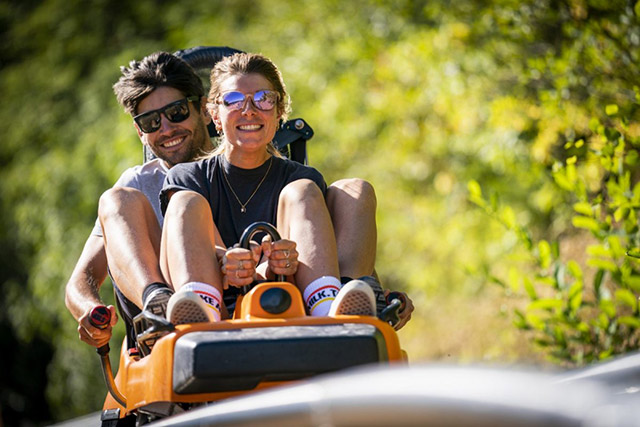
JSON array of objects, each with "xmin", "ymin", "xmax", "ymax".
[{"xmin": 65, "ymin": 234, "xmax": 117, "ymax": 348}]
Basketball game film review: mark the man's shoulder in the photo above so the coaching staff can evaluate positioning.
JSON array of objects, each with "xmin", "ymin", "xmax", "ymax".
[{"xmin": 116, "ymin": 158, "xmax": 168, "ymax": 186}]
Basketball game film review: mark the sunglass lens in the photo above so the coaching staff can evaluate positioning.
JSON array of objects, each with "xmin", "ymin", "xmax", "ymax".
[
  {"xmin": 253, "ymin": 90, "xmax": 277, "ymax": 111},
  {"xmin": 222, "ymin": 92, "xmax": 245, "ymax": 110},
  {"xmin": 165, "ymin": 100, "xmax": 190, "ymax": 123},
  {"xmin": 137, "ymin": 112, "xmax": 161, "ymax": 133}
]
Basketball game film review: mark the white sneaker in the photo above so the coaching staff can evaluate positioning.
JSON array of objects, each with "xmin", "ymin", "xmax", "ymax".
[
  {"xmin": 142, "ymin": 288, "xmax": 174, "ymax": 318},
  {"xmin": 167, "ymin": 290, "xmax": 215, "ymax": 325},
  {"xmin": 328, "ymin": 280, "xmax": 376, "ymax": 316}
]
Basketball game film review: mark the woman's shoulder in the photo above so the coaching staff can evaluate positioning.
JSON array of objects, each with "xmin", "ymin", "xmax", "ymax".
[
  {"xmin": 274, "ymin": 156, "xmax": 322, "ymax": 176},
  {"xmin": 170, "ymin": 156, "xmax": 221, "ymax": 175}
]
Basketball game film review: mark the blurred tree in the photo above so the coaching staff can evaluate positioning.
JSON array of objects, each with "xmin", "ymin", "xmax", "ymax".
[{"xmin": 1, "ymin": 0, "xmax": 638, "ymax": 423}]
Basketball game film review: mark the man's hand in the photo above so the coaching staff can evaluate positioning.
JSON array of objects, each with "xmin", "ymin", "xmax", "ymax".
[
  {"xmin": 77, "ymin": 305, "xmax": 117, "ymax": 348},
  {"xmin": 384, "ymin": 290, "xmax": 414, "ymax": 330}
]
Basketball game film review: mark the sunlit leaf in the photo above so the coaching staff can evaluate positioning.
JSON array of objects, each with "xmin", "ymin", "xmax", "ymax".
[
  {"xmin": 528, "ymin": 298, "xmax": 564, "ymax": 311},
  {"xmin": 614, "ymin": 289, "xmax": 637, "ymax": 311},
  {"xmin": 605, "ymin": 104, "xmax": 619, "ymax": 116},
  {"xmin": 573, "ymin": 202, "xmax": 593, "ymax": 217},
  {"xmin": 587, "ymin": 258, "xmax": 618, "ymax": 272},
  {"xmin": 572, "ymin": 216, "xmax": 600, "ymax": 233},
  {"xmin": 618, "ymin": 316, "xmax": 640, "ymax": 328}
]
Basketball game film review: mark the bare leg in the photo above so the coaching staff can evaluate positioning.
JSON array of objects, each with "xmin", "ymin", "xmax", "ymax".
[
  {"xmin": 277, "ymin": 179, "xmax": 340, "ymax": 293},
  {"xmin": 99, "ymin": 187, "xmax": 164, "ymax": 308},
  {"xmin": 159, "ymin": 190, "xmax": 225, "ymax": 293},
  {"xmin": 326, "ymin": 178, "xmax": 377, "ymax": 279}
]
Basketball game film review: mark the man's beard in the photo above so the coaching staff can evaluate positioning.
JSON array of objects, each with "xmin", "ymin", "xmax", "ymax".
[{"xmin": 152, "ymin": 116, "xmax": 212, "ymax": 167}]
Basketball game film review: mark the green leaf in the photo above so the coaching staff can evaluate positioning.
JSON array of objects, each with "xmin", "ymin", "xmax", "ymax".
[
  {"xmin": 587, "ymin": 258, "xmax": 618, "ymax": 272},
  {"xmin": 627, "ymin": 248, "xmax": 640, "ymax": 259},
  {"xmin": 553, "ymin": 171, "xmax": 575, "ymax": 191},
  {"xmin": 528, "ymin": 298, "xmax": 564, "ymax": 311},
  {"xmin": 569, "ymin": 281, "xmax": 583, "ymax": 312},
  {"xmin": 614, "ymin": 289, "xmax": 637, "ymax": 311},
  {"xmin": 587, "ymin": 244, "xmax": 611, "ymax": 258},
  {"xmin": 538, "ymin": 240, "xmax": 551, "ymax": 269},
  {"xmin": 523, "ymin": 277, "xmax": 537, "ymax": 300},
  {"xmin": 573, "ymin": 202, "xmax": 593, "ymax": 217},
  {"xmin": 614, "ymin": 207, "xmax": 629, "ymax": 222},
  {"xmin": 513, "ymin": 309, "xmax": 528, "ymax": 329},
  {"xmin": 618, "ymin": 316, "xmax": 640, "ymax": 328},
  {"xmin": 500, "ymin": 206, "xmax": 517, "ymax": 229},
  {"xmin": 467, "ymin": 180, "xmax": 483, "ymax": 206},
  {"xmin": 606, "ymin": 236, "xmax": 625, "ymax": 258},
  {"xmin": 605, "ymin": 104, "xmax": 619, "ymax": 116},
  {"xmin": 567, "ymin": 260, "xmax": 583, "ymax": 280},
  {"xmin": 623, "ymin": 275, "xmax": 640, "ymax": 293},
  {"xmin": 572, "ymin": 216, "xmax": 601, "ymax": 233},
  {"xmin": 525, "ymin": 312, "xmax": 545, "ymax": 330},
  {"xmin": 599, "ymin": 300, "xmax": 616, "ymax": 318}
]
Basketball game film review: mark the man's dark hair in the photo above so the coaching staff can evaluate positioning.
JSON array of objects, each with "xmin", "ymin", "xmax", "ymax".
[{"xmin": 113, "ymin": 51, "xmax": 204, "ymax": 115}]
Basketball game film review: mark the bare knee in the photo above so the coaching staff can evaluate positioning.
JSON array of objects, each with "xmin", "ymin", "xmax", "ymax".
[
  {"xmin": 165, "ymin": 191, "xmax": 209, "ymax": 220},
  {"xmin": 327, "ymin": 178, "xmax": 377, "ymax": 212},
  {"xmin": 279, "ymin": 179, "xmax": 325, "ymax": 208},
  {"xmin": 98, "ymin": 187, "xmax": 148, "ymax": 219}
]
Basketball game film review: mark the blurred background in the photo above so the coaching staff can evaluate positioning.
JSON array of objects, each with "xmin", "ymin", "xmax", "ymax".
[{"xmin": 1, "ymin": 0, "xmax": 639, "ymax": 424}]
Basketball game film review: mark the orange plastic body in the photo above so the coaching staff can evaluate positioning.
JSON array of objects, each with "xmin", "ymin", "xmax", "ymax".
[{"xmin": 103, "ymin": 282, "xmax": 406, "ymax": 417}]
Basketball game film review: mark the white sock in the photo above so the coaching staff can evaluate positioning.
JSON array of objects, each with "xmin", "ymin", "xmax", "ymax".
[
  {"xmin": 303, "ymin": 276, "xmax": 342, "ymax": 316},
  {"xmin": 181, "ymin": 282, "xmax": 222, "ymax": 322}
]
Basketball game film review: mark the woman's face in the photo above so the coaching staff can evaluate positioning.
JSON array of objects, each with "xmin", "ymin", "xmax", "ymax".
[{"xmin": 214, "ymin": 73, "xmax": 280, "ymax": 157}]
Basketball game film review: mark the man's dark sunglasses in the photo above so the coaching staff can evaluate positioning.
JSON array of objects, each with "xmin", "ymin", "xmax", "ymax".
[{"xmin": 134, "ymin": 96, "xmax": 200, "ymax": 133}]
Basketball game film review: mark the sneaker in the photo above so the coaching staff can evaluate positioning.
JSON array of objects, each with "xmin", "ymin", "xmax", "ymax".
[
  {"xmin": 358, "ymin": 275, "xmax": 387, "ymax": 316},
  {"xmin": 167, "ymin": 290, "xmax": 215, "ymax": 325},
  {"xmin": 329, "ymin": 279, "xmax": 376, "ymax": 316},
  {"xmin": 142, "ymin": 287, "xmax": 174, "ymax": 318}
]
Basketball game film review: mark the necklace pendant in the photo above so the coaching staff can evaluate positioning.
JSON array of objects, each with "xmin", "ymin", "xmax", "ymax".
[{"xmin": 241, "ymin": 207, "xmax": 246, "ymax": 213}]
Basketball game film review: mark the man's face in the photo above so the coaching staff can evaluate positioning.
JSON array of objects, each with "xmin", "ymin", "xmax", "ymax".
[{"xmin": 135, "ymin": 86, "xmax": 212, "ymax": 167}]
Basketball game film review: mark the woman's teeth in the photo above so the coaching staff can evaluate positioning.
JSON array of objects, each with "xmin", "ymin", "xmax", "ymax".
[{"xmin": 238, "ymin": 124, "xmax": 261, "ymax": 130}]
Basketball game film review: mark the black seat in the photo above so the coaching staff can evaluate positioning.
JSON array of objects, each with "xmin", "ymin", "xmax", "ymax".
[{"xmin": 142, "ymin": 46, "xmax": 314, "ymax": 165}]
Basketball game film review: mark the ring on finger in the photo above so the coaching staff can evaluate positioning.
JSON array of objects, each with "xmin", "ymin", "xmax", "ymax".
[
  {"xmin": 283, "ymin": 249, "xmax": 290, "ymax": 259},
  {"xmin": 285, "ymin": 261, "xmax": 291, "ymax": 268}
]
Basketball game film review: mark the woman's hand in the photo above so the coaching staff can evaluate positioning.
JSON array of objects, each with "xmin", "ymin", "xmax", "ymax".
[
  {"xmin": 220, "ymin": 242, "xmax": 261, "ymax": 288},
  {"xmin": 261, "ymin": 237, "xmax": 298, "ymax": 279}
]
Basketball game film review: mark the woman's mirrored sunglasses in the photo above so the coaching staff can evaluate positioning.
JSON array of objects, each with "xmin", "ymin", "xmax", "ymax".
[
  {"xmin": 220, "ymin": 90, "xmax": 279, "ymax": 112},
  {"xmin": 134, "ymin": 96, "xmax": 199, "ymax": 133}
]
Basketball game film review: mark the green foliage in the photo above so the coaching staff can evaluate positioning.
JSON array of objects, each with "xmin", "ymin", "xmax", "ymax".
[
  {"xmin": 2, "ymin": 0, "xmax": 640, "ymax": 423},
  {"xmin": 471, "ymin": 102, "xmax": 640, "ymax": 365}
]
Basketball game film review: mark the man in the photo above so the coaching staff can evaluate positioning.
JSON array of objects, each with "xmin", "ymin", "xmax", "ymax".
[
  {"xmin": 65, "ymin": 51, "xmax": 412, "ymax": 351},
  {"xmin": 65, "ymin": 51, "xmax": 214, "ymax": 349}
]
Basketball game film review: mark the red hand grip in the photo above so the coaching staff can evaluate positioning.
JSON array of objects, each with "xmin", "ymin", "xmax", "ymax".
[{"xmin": 89, "ymin": 306, "xmax": 111, "ymax": 330}]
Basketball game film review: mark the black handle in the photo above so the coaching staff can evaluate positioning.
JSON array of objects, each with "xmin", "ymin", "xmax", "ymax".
[
  {"xmin": 89, "ymin": 306, "xmax": 111, "ymax": 355},
  {"xmin": 379, "ymin": 292, "xmax": 407, "ymax": 328},
  {"xmin": 238, "ymin": 222, "xmax": 285, "ymax": 294}
]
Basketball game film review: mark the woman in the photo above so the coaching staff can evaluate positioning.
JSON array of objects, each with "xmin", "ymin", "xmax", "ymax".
[{"xmin": 158, "ymin": 52, "xmax": 377, "ymax": 323}]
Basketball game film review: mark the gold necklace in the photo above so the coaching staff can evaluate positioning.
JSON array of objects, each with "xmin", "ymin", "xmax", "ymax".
[{"xmin": 222, "ymin": 156, "xmax": 273, "ymax": 213}]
